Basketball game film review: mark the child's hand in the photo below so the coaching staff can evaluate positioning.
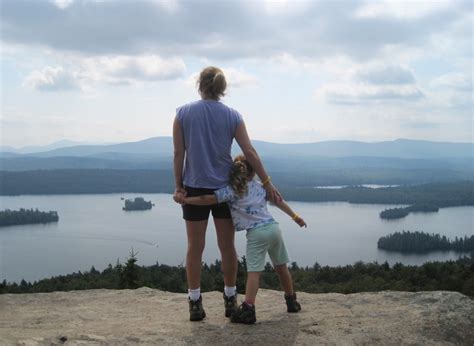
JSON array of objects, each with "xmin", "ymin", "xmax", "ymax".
[
  {"xmin": 173, "ymin": 187, "xmax": 186, "ymax": 205},
  {"xmin": 294, "ymin": 216, "xmax": 307, "ymax": 228}
]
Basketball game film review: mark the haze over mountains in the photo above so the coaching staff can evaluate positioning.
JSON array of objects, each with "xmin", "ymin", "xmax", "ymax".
[
  {"xmin": 1, "ymin": 137, "xmax": 472, "ymax": 186},
  {"xmin": 2, "ymin": 137, "xmax": 473, "ymax": 158},
  {"xmin": 1, "ymin": 137, "xmax": 473, "ymax": 195},
  {"xmin": 0, "ymin": 140, "xmax": 115, "ymax": 155},
  {"xmin": 0, "ymin": 137, "xmax": 472, "ymax": 171}
]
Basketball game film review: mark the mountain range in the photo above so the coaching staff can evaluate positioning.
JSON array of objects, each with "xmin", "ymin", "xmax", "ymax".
[
  {"xmin": 2, "ymin": 137, "xmax": 472, "ymax": 159},
  {"xmin": 1, "ymin": 137, "xmax": 472, "ymax": 176}
]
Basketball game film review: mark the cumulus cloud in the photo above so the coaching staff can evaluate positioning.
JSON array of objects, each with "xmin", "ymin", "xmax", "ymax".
[
  {"xmin": 1, "ymin": 0, "xmax": 469, "ymax": 61},
  {"xmin": 430, "ymin": 72, "xmax": 472, "ymax": 91},
  {"xmin": 81, "ymin": 55, "xmax": 186, "ymax": 84},
  {"xmin": 355, "ymin": 65, "xmax": 415, "ymax": 85},
  {"xmin": 24, "ymin": 55, "xmax": 186, "ymax": 91},
  {"xmin": 51, "ymin": 0, "xmax": 74, "ymax": 10},
  {"xmin": 318, "ymin": 83, "xmax": 424, "ymax": 104},
  {"xmin": 24, "ymin": 66, "xmax": 81, "ymax": 92},
  {"xmin": 354, "ymin": 0, "xmax": 454, "ymax": 19},
  {"xmin": 315, "ymin": 63, "xmax": 423, "ymax": 104},
  {"xmin": 223, "ymin": 68, "xmax": 258, "ymax": 88}
]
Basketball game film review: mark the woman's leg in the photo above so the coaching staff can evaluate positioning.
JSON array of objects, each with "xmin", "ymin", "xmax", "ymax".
[
  {"xmin": 244, "ymin": 272, "xmax": 261, "ymax": 304},
  {"xmin": 185, "ymin": 220, "xmax": 208, "ymax": 289},
  {"xmin": 214, "ymin": 218, "xmax": 237, "ymax": 287},
  {"xmin": 275, "ymin": 264, "xmax": 294, "ymax": 296}
]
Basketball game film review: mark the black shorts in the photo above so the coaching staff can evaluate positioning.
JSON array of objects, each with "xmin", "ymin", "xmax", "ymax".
[{"xmin": 182, "ymin": 185, "xmax": 232, "ymax": 221}]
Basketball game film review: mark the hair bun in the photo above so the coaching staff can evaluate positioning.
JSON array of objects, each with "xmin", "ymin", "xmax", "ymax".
[
  {"xmin": 213, "ymin": 72, "xmax": 224, "ymax": 83},
  {"xmin": 198, "ymin": 66, "xmax": 227, "ymax": 100}
]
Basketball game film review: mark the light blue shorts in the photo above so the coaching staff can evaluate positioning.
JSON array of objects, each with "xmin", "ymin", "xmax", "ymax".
[{"xmin": 245, "ymin": 222, "xmax": 290, "ymax": 272}]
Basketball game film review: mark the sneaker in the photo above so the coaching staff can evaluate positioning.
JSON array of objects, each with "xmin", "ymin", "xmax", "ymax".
[
  {"xmin": 223, "ymin": 293, "xmax": 238, "ymax": 318},
  {"xmin": 285, "ymin": 293, "xmax": 302, "ymax": 313},
  {"xmin": 188, "ymin": 295, "xmax": 206, "ymax": 321},
  {"xmin": 231, "ymin": 302, "xmax": 256, "ymax": 324}
]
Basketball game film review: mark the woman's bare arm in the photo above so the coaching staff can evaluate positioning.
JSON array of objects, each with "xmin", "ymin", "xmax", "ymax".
[
  {"xmin": 184, "ymin": 195, "xmax": 218, "ymax": 206},
  {"xmin": 173, "ymin": 117, "xmax": 186, "ymax": 203},
  {"xmin": 235, "ymin": 121, "xmax": 282, "ymax": 202}
]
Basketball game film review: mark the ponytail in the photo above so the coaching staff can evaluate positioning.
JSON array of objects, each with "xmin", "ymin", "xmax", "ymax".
[
  {"xmin": 229, "ymin": 155, "xmax": 255, "ymax": 198},
  {"xmin": 198, "ymin": 66, "xmax": 227, "ymax": 100}
]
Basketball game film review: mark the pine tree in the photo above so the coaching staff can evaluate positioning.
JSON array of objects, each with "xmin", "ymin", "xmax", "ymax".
[{"xmin": 119, "ymin": 248, "xmax": 140, "ymax": 289}]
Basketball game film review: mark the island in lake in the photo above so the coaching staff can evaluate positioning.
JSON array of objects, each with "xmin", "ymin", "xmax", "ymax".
[
  {"xmin": 123, "ymin": 197, "xmax": 154, "ymax": 211},
  {"xmin": 0, "ymin": 208, "xmax": 59, "ymax": 227},
  {"xmin": 377, "ymin": 231, "xmax": 474, "ymax": 253},
  {"xmin": 380, "ymin": 204, "xmax": 439, "ymax": 220}
]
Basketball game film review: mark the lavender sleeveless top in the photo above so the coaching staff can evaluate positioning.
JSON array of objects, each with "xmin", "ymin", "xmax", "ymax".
[{"xmin": 176, "ymin": 99, "xmax": 243, "ymax": 189}]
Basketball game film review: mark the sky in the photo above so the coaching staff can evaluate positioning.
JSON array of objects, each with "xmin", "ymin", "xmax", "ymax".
[{"xmin": 0, "ymin": 0, "xmax": 472, "ymax": 148}]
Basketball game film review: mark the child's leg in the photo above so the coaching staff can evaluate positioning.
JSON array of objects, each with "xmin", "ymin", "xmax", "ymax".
[
  {"xmin": 275, "ymin": 264, "xmax": 301, "ymax": 312},
  {"xmin": 275, "ymin": 264, "xmax": 294, "ymax": 296},
  {"xmin": 244, "ymin": 272, "xmax": 261, "ymax": 305}
]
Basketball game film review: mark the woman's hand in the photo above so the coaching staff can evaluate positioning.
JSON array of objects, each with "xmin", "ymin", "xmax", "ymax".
[
  {"xmin": 264, "ymin": 182, "xmax": 283, "ymax": 203},
  {"xmin": 173, "ymin": 187, "xmax": 187, "ymax": 205}
]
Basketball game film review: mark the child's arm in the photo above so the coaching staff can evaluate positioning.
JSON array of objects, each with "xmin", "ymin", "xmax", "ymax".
[
  {"xmin": 184, "ymin": 194, "xmax": 218, "ymax": 206},
  {"xmin": 273, "ymin": 198, "xmax": 307, "ymax": 228}
]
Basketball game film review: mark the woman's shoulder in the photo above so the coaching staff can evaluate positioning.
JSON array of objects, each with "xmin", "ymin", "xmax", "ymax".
[
  {"xmin": 177, "ymin": 100, "xmax": 202, "ymax": 112},
  {"xmin": 224, "ymin": 103, "xmax": 242, "ymax": 116}
]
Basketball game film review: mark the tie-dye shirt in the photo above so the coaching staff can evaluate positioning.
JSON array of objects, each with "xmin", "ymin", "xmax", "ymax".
[{"xmin": 214, "ymin": 180, "xmax": 276, "ymax": 232}]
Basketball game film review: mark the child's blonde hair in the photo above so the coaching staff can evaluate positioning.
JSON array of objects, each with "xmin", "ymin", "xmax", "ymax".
[{"xmin": 229, "ymin": 154, "xmax": 255, "ymax": 198}]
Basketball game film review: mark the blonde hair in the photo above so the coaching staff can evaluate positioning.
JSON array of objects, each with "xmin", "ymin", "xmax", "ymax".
[
  {"xmin": 198, "ymin": 66, "xmax": 227, "ymax": 100},
  {"xmin": 229, "ymin": 154, "xmax": 255, "ymax": 198}
]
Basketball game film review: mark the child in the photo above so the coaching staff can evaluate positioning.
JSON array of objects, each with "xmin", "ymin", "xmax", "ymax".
[{"xmin": 183, "ymin": 154, "xmax": 307, "ymax": 324}]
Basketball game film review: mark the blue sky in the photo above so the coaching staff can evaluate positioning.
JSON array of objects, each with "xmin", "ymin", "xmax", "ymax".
[{"xmin": 1, "ymin": 0, "xmax": 472, "ymax": 147}]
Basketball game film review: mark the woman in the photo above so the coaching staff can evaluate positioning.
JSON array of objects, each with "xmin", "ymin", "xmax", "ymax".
[{"xmin": 173, "ymin": 66, "xmax": 281, "ymax": 321}]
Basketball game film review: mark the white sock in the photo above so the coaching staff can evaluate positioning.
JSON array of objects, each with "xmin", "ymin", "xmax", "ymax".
[
  {"xmin": 224, "ymin": 286, "xmax": 236, "ymax": 297},
  {"xmin": 188, "ymin": 288, "xmax": 201, "ymax": 301}
]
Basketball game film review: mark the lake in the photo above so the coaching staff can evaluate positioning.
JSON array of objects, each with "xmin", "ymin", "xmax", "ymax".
[{"xmin": 0, "ymin": 193, "xmax": 472, "ymax": 283}]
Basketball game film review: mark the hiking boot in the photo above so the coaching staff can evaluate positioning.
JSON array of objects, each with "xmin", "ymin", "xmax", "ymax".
[
  {"xmin": 231, "ymin": 302, "xmax": 256, "ymax": 324},
  {"xmin": 188, "ymin": 295, "xmax": 206, "ymax": 321},
  {"xmin": 223, "ymin": 293, "xmax": 238, "ymax": 318},
  {"xmin": 285, "ymin": 293, "xmax": 302, "ymax": 313}
]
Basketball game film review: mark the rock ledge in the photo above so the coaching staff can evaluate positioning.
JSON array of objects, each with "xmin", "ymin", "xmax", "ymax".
[{"xmin": 1, "ymin": 288, "xmax": 473, "ymax": 345}]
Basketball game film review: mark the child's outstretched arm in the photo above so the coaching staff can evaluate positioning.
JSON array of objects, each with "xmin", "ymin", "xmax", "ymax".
[
  {"xmin": 273, "ymin": 198, "xmax": 307, "ymax": 228},
  {"xmin": 184, "ymin": 194, "xmax": 218, "ymax": 206}
]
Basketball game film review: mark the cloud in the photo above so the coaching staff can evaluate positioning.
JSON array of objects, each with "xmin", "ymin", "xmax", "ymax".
[
  {"xmin": 80, "ymin": 55, "xmax": 186, "ymax": 84},
  {"xmin": 314, "ymin": 63, "xmax": 423, "ymax": 104},
  {"xmin": 354, "ymin": 0, "xmax": 454, "ymax": 19},
  {"xmin": 318, "ymin": 83, "xmax": 424, "ymax": 104},
  {"xmin": 355, "ymin": 65, "xmax": 415, "ymax": 85},
  {"xmin": 24, "ymin": 55, "xmax": 186, "ymax": 91},
  {"xmin": 51, "ymin": 0, "xmax": 74, "ymax": 10},
  {"xmin": 223, "ymin": 68, "xmax": 258, "ymax": 88},
  {"xmin": 1, "ymin": 0, "xmax": 469, "ymax": 61},
  {"xmin": 24, "ymin": 66, "xmax": 81, "ymax": 91},
  {"xmin": 430, "ymin": 72, "xmax": 472, "ymax": 91}
]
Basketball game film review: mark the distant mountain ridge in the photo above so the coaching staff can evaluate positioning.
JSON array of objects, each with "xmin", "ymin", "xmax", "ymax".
[
  {"xmin": 2, "ymin": 137, "xmax": 473, "ymax": 159},
  {"xmin": 0, "ymin": 140, "xmax": 104, "ymax": 154}
]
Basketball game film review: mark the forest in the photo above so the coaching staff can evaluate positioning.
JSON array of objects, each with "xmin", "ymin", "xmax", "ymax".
[
  {"xmin": 378, "ymin": 231, "xmax": 474, "ymax": 253},
  {"xmin": 2, "ymin": 253, "xmax": 473, "ymax": 297},
  {"xmin": 0, "ymin": 208, "xmax": 59, "ymax": 227},
  {"xmin": 380, "ymin": 204, "xmax": 440, "ymax": 219},
  {"xmin": 1, "ymin": 169, "xmax": 472, "ymax": 207},
  {"xmin": 123, "ymin": 197, "xmax": 153, "ymax": 211}
]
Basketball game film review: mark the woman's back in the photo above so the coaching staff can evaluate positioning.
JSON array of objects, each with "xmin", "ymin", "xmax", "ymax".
[{"xmin": 176, "ymin": 99, "xmax": 242, "ymax": 189}]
